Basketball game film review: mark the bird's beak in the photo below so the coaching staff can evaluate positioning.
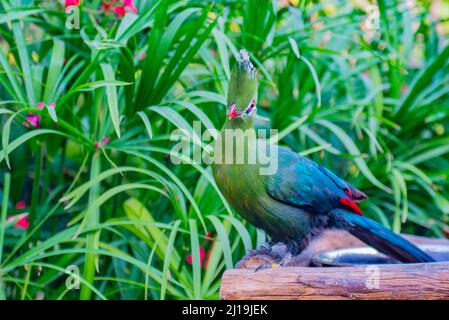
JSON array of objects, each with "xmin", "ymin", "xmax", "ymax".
[{"xmin": 228, "ymin": 104, "xmax": 240, "ymax": 120}]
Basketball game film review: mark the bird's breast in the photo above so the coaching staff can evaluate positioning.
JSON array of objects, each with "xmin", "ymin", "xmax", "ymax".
[{"xmin": 212, "ymin": 162, "xmax": 267, "ymax": 225}]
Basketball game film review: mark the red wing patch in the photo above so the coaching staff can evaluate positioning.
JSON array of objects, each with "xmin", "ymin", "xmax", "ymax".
[{"xmin": 340, "ymin": 190, "xmax": 363, "ymax": 215}]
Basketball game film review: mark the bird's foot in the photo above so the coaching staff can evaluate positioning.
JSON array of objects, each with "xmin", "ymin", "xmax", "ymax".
[
  {"xmin": 235, "ymin": 241, "xmax": 281, "ymax": 269},
  {"xmin": 246, "ymin": 241, "xmax": 274, "ymax": 257}
]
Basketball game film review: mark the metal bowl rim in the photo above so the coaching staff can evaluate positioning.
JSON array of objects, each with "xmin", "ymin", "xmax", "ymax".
[{"xmin": 313, "ymin": 243, "xmax": 449, "ymax": 267}]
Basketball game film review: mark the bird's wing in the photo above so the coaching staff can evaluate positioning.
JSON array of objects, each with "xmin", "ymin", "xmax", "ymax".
[{"xmin": 266, "ymin": 146, "xmax": 368, "ymax": 215}]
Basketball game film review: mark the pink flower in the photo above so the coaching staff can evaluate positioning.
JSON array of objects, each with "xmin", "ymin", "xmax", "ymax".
[
  {"xmin": 23, "ymin": 114, "xmax": 41, "ymax": 128},
  {"xmin": 186, "ymin": 246, "xmax": 206, "ymax": 266},
  {"xmin": 133, "ymin": 52, "xmax": 146, "ymax": 61},
  {"xmin": 94, "ymin": 137, "xmax": 111, "ymax": 149},
  {"xmin": 65, "ymin": 0, "xmax": 80, "ymax": 6},
  {"xmin": 123, "ymin": 0, "xmax": 137, "ymax": 13},
  {"xmin": 49, "ymin": 102, "xmax": 56, "ymax": 108},
  {"xmin": 23, "ymin": 102, "xmax": 47, "ymax": 129},
  {"xmin": 102, "ymin": 137, "xmax": 111, "ymax": 146}
]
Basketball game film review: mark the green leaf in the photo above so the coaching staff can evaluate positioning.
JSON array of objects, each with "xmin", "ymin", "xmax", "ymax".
[
  {"xmin": 0, "ymin": 129, "xmax": 68, "ymax": 165},
  {"xmin": 123, "ymin": 197, "xmax": 181, "ymax": 271},
  {"xmin": 101, "ymin": 63, "xmax": 121, "ymax": 138},
  {"xmin": 0, "ymin": 173, "xmax": 11, "ymax": 266},
  {"xmin": 116, "ymin": 1, "xmax": 161, "ymax": 43},
  {"xmin": 43, "ymin": 40, "xmax": 65, "ymax": 103},
  {"xmin": 11, "ymin": 21, "xmax": 35, "ymax": 104},
  {"xmin": 396, "ymin": 44, "xmax": 449, "ymax": 115},
  {"xmin": 222, "ymin": 215, "xmax": 252, "ymax": 252},
  {"xmin": 46, "ymin": 105, "xmax": 58, "ymax": 123},
  {"xmin": 188, "ymin": 219, "xmax": 201, "ymax": 299},
  {"xmin": 317, "ymin": 120, "xmax": 391, "ymax": 193},
  {"xmin": 1, "ymin": 113, "xmax": 16, "ymax": 169},
  {"xmin": 137, "ymin": 111, "xmax": 153, "ymax": 138},
  {"xmin": 270, "ymin": 115, "xmax": 308, "ymax": 144},
  {"xmin": 80, "ymin": 154, "xmax": 101, "ymax": 300},
  {"xmin": 0, "ymin": 47, "xmax": 25, "ymax": 101},
  {"xmin": 207, "ymin": 216, "xmax": 233, "ymax": 269},
  {"xmin": 160, "ymin": 220, "xmax": 181, "ymax": 300},
  {"xmin": 0, "ymin": 8, "xmax": 45, "ymax": 24}
]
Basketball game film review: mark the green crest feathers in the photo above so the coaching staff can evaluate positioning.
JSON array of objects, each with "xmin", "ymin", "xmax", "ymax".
[{"xmin": 227, "ymin": 49, "xmax": 258, "ymax": 111}]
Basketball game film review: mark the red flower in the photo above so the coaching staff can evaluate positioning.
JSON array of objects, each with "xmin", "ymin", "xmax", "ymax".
[
  {"xmin": 11, "ymin": 201, "xmax": 29, "ymax": 229},
  {"xmin": 102, "ymin": 0, "xmax": 138, "ymax": 18},
  {"xmin": 16, "ymin": 216, "xmax": 29, "ymax": 229},
  {"xmin": 186, "ymin": 246, "xmax": 206, "ymax": 266},
  {"xmin": 102, "ymin": 0, "xmax": 112, "ymax": 9},
  {"xmin": 113, "ymin": 5, "xmax": 126, "ymax": 17},
  {"xmin": 65, "ymin": 0, "xmax": 80, "ymax": 6},
  {"xmin": 8, "ymin": 214, "xmax": 29, "ymax": 230},
  {"xmin": 16, "ymin": 201, "xmax": 26, "ymax": 209},
  {"xmin": 205, "ymin": 231, "xmax": 213, "ymax": 242}
]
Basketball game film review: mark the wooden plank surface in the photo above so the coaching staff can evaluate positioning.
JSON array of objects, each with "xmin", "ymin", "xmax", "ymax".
[{"xmin": 220, "ymin": 231, "xmax": 449, "ymax": 300}]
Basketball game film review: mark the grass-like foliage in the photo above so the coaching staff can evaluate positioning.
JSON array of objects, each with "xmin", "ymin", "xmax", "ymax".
[{"xmin": 0, "ymin": 0, "xmax": 448, "ymax": 299}]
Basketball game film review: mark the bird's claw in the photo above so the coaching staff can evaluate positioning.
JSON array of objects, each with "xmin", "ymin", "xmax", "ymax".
[
  {"xmin": 254, "ymin": 252, "xmax": 293, "ymax": 272},
  {"xmin": 254, "ymin": 263, "xmax": 280, "ymax": 272}
]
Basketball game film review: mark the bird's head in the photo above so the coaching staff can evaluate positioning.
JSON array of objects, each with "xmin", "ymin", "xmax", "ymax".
[{"xmin": 227, "ymin": 49, "xmax": 258, "ymax": 121}]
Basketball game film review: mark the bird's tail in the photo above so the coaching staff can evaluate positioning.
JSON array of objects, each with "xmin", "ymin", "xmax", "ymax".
[{"xmin": 331, "ymin": 209, "xmax": 435, "ymax": 263}]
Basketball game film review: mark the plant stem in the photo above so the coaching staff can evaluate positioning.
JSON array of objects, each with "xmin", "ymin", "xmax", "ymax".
[
  {"xmin": 29, "ymin": 144, "xmax": 43, "ymax": 237},
  {"xmin": 20, "ymin": 265, "xmax": 32, "ymax": 300},
  {"xmin": 0, "ymin": 173, "xmax": 11, "ymax": 300},
  {"xmin": 80, "ymin": 153, "xmax": 101, "ymax": 300}
]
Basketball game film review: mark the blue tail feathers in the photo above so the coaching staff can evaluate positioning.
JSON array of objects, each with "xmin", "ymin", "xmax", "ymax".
[{"xmin": 331, "ymin": 209, "xmax": 435, "ymax": 263}]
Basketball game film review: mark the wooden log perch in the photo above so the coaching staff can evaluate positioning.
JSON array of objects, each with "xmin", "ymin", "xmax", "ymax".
[
  {"xmin": 220, "ymin": 230, "xmax": 449, "ymax": 300},
  {"xmin": 221, "ymin": 262, "xmax": 449, "ymax": 300}
]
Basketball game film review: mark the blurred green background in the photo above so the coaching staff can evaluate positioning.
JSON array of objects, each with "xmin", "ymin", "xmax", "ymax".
[{"xmin": 0, "ymin": 0, "xmax": 449, "ymax": 299}]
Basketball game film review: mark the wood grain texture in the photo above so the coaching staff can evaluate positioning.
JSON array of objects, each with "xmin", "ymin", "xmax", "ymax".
[
  {"xmin": 221, "ymin": 232, "xmax": 449, "ymax": 300},
  {"xmin": 221, "ymin": 262, "xmax": 449, "ymax": 300}
]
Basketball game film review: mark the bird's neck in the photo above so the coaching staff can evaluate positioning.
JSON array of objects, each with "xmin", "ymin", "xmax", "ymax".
[
  {"xmin": 222, "ymin": 117, "xmax": 255, "ymax": 131},
  {"xmin": 213, "ymin": 117, "xmax": 257, "ymax": 167}
]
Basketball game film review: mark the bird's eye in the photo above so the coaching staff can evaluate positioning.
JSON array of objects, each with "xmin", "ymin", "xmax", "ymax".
[{"xmin": 244, "ymin": 99, "xmax": 256, "ymax": 115}]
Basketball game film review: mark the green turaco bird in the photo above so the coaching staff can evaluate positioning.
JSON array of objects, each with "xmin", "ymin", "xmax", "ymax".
[{"xmin": 212, "ymin": 49, "xmax": 434, "ymax": 265}]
